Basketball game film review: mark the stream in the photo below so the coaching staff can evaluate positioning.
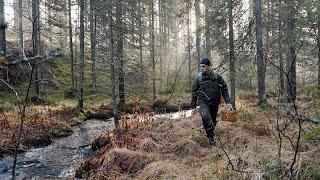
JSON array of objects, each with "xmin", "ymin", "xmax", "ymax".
[{"xmin": 0, "ymin": 110, "xmax": 193, "ymax": 179}]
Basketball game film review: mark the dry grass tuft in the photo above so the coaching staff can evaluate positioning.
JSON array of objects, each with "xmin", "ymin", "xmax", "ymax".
[
  {"xmin": 242, "ymin": 123, "xmax": 271, "ymax": 137},
  {"xmin": 139, "ymin": 160, "xmax": 194, "ymax": 180},
  {"xmin": 75, "ymin": 157, "xmax": 102, "ymax": 179},
  {"xmin": 50, "ymin": 122, "xmax": 73, "ymax": 138},
  {"xmin": 170, "ymin": 139, "xmax": 204, "ymax": 157},
  {"xmin": 138, "ymin": 137, "xmax": 159, "ymax": 152},
  {"xmin": 100, "ymin": 148, "xmax": 155, "ymax": 174},
  {"xmin": 22, "ymin": 123, "xmax": 52, "ymax": 147},
  {"xmin": 182, "ymin": 156, "xmax": 202, "ymax": 168},
  {"xmin": 91, "ymin": 133, "xmax": 115, "ymax": 151}
]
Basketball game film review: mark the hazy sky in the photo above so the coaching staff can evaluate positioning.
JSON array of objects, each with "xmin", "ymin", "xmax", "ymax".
[{"xmin": 4, "ymin": 0, "xmax": 14, "ymax": 26}]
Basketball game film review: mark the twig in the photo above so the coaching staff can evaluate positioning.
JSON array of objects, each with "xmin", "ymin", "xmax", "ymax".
[
  {"xmin": 269, "ymin": 45, "xmax": 304, "ymax": 179},
  {"xmin": 12, "ymin": 62, "xmax": 35, "ymax": 180},
  {"xmin": 216, "ymin": 134, "xmax": 253, "ymax": 173},
  {"xmin": 164, "ymin": 54, "xmax": 186, "ymax": 103}
]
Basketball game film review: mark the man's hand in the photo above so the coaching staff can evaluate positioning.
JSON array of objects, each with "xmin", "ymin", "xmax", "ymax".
[
  {"xmin": 226, "ymin": 103, "xmax": 233, "ymax": 111},
  {"xmin": 191, "ymin": 106, "xmax": 200, "ymax": 116}
]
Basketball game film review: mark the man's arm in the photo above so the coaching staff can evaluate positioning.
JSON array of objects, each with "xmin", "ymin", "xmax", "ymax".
[
  {"xmin": 191, "ymin": 75, "xmax": 200, "ymax": 108},
  {"xmin": 217, "ymin": 74, "xmax": 231, "ymax": 105}
]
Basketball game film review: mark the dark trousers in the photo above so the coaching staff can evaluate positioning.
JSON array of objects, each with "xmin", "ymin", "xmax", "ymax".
[{"xmin": 199, "ymin": 103, "xmax": 219, "ymax": 139}]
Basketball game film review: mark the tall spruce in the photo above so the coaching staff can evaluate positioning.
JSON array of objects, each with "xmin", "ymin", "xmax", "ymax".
[
  {"xmin": 32, "ymin": 0, "xmax": 41, "ymax": 98},
  {"xmin": 116, "ymin": 0, "xmax": 125, "ymax": 110},
  {"xmin": 68, "ymin": 0, "xmax": 75, "ymax": 87},
  {"xmin": 286, "ymin": 0, "xmax": 297, "ymax": 101},
  {"xmin": 228, "ymin": 0, "xmax": 236, "ymax": 108},
  {"xmin": 108, "ymin": 1, "xmax": 119, "ymax": 127},
  {"xmin": 187, "ymin": 1, "xmax": 192, "ymax": 90},
  {"xmin": 317, "ymin": 0, "xmax": 320, "ymax": 88},
  {"xmin": 204, "ymin": 0, "xmax": 211, "ymax": 58},
  {"xmin": 194, "ymin": 0, "xmax": 201, "ymax": 72},
  {"xmin": 18, "ymin": 0, "xmax": 23, "ymax": 52},
  {"xmin": 149, "ymin": 0, "xmax": 156, "ymax": 100},
  {"xmin": 77, "ymin": 0, "xmax": 85, "ymax": 112},
  {"xmin": 278, "ymin": 0, "xmax": 285, "ymax": 93},
  {"xmin": 255, "ymin": 0, "xmax": 266, "ymax": 104},
  {"xmin": 90, "ymin": 0, "xmax": 97, "ymax": 91},
  {"xmin": 0, "ymin": 0, "xmax": 5, "ymax": 60}
]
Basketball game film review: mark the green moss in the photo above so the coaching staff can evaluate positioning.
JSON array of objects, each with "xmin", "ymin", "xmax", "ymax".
[
  {"xmin": 300, "ymin": 85, "xmax": 320, "ymax": 97},
  {"xmin": 301, "ymin": 127, "xmax": 320, "ymax": 142}
]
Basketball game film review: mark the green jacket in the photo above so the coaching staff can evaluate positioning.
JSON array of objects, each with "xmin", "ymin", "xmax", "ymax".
[{"xmin": 191, "ymin": 70, "xmax": 231, "ymax": 107}]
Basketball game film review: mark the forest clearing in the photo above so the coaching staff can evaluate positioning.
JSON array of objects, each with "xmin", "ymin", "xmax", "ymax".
[{"xmin": 0, "ymin": 0, "xmax": 320, "ymax": 179}]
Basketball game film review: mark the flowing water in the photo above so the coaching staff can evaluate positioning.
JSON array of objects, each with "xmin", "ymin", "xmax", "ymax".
[{"xmin": 0, "ymin": 110, "xmax": 193, "ymax": 179}]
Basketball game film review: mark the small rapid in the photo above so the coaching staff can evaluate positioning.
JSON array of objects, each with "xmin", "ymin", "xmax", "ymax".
[{"xmin": 0, "ymin": 110, "xmax": 193, "ymax": 179}]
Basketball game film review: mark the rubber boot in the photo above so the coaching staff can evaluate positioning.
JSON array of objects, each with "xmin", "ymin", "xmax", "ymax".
[{"xmin": 205, "ymin": 127, "xmax": 215, "ymax": 146}]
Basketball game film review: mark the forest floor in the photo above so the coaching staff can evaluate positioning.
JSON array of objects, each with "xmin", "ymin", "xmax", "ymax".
[
  {"xmin": 73, "ymin": 91, "xmax": 320, "ymax": 179},
  {"xmin": 0, "ymin": 90, "xmax": 319, "ymax": 179}
]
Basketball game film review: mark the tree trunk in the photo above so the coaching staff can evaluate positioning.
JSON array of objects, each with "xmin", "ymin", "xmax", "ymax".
[
  {"xmin": 228, "ymin": 0, "xmax": 236, "ymax": 109},
  {"xmin": 18, "ymin": 0, "xmax": 24, "ymax": 52},
  {"xmin": 13, "ymin": 0, "xmax": 19, "ymax": 29},
  {"xmin": 68, "ymin": 0, "xmax": 74, "ymax": 87},
  {"xmin": 158, "ymin": 0, "xmax": 163, "ymax": 91},
  {"xmin": 194, "ymin": 0, "xmax": 201, "ymax": 72},
  {"xmin": 0, "ymin": 0, "xmax": 5, "ymax": 59},
  {"xmin": 286, "ymin": 0, "xmax": 296, "ymax": 101},
  {"xmin": 204, "ymin": 0, "xmax": 211, "ymax": 58},
  {"xmin": 255, "ymin": 0, "xmax": 266, "ymax": 104},
  {"xmin": 278, "ymin": 0, "xmax": 285, "ymax": 94},
  {"xmin": 32, "ymin": 0, "xmax": 41, "ymax": 98},
  {"xmin": 187, "ymin": 2, "xmax": 192, "ymax": 90},
  {"xmin": 116, "ymin": 0, "xmax": 125, "ymax": 110},
  {"xmin": 150, "ymin": 0, "xmax": 156, "ymax": 100},
  {"xmin": 139, "ymin": 0, "xmax": 143, "ymax": 73},
  {"xmin": 108, "ymin": 3, "xmax": 119, "ymax": 127},
  {"xmin": 317, "ymin": 1, "xmax": 320, "ymax": 89},
  {"xmin": 74, "ymin": 3, "xmax": 79, "ymax": 87},
  {"xmin": 77, "ymin": 0, "xmax": 85, "ymax": 112},
  {"xmin": 47, "ymin": 0, "xmax": 52, "ymax": 43},
  {"xmin": 0, "ymin": 0, "xmax": 5, "ymax": 90},
  {"xmin": 90, "ymin": 0, "xmax": 97, "ymax": 91}
]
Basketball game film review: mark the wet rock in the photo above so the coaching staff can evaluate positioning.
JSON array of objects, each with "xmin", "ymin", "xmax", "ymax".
[{"xmin": 0, "ymin": 144, "xmax": 26, "ymax": 156}]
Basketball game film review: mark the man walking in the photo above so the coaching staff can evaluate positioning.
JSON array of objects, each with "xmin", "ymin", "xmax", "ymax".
[{"xmin": 191, "ymin": 58, "xmax": 233, "ymax": 145}]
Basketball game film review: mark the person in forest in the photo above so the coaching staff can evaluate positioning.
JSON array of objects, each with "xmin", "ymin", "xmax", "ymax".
[{"xmin": 191, "ymin": 58, "xmax": 233, "ymax": 145}]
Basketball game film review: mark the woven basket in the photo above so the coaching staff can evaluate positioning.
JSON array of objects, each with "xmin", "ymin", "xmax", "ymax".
[{"xmin": 221, "ymin": 109, "xmax": 238, "ymax": 122}]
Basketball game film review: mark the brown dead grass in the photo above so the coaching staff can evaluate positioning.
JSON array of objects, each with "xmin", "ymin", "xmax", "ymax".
[
  {"xmin": 80, "ymin": 93, "xmax": 320, "ymax": 179},
  {"xmin": 138, "ymin": 160, "xmax": 194, "ymax": 180},
  {"xmin": 0, "ymin": 105, "xmax": 84, "ymax": 156}
]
